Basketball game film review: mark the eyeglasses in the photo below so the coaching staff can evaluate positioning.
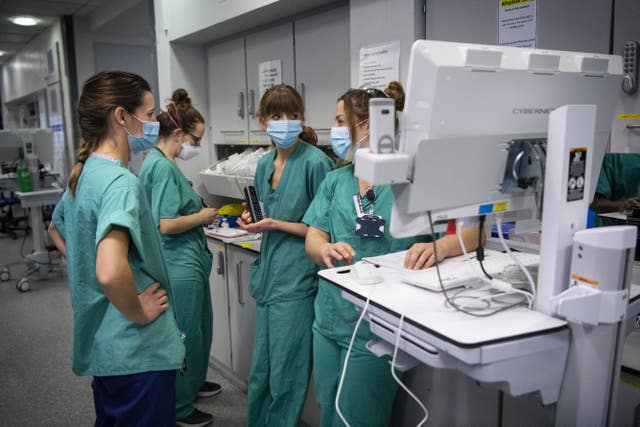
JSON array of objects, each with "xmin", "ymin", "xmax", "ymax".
[
  {"xmin": 360, "ymin": 86, "xmax": 389, "ymax": 98},
  {"xmin": 187, "ymin": 132, "xmax": 202, "ymax": 147}
]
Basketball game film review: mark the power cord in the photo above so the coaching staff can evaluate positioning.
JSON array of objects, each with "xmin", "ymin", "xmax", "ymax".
[
  {"xmin": 477, "ymin": 215, "xmax": 493, "ymax": 280},
  {"xmin": 391, "ymin": 314, "xmax": 428, "ymax": 426},
  {"xmin": 428, "ymin": 211, "xmax": 529, "ymax": 317},
  {"xmin": 495, "ymin": 214, "xmax": 537, "ymax": 307},
  {"xmin": 335, "ymin": 295, "xmax": 372, "ymax": 427}
]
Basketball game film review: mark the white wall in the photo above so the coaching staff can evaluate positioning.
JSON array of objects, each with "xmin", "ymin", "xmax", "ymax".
[
  {"xmin": 162, "ymin": 0, "xmax": 277, "ymax": 41},
  {"xmin": 426, "ymin": 0, "xmax": 612, "ymax": 54},
  {"xmin": 73, "ymin": 0, "xmax": 154, "ymax": 92},
  {"xmin": 155, "ymin": 0, "xmax": 210, "ymax": 192},
  {"xmin": 350, "ymin": 0, "xmax": 426, "ymax": 87}
]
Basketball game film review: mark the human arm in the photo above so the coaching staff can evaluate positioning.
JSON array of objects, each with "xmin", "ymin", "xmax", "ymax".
[
  {"xmin": 305, "ymin": 226, "xmax": 355, "ymax": 268},
  {"xmin": 95, "ymin": 226, "xmax": 168, "ymax": 325},
  {"xmin": 158, "ymin": 207, "xmax": 218, "ymax": 234},
  {"xmin": 237, "ymin": 206, "xmax": 309, "ymax": 237},
  {"xmin": 47, "ymin": 222, "xmax": 67, "ymax": 257},
  {"xmin": 404, "ymin": 226, "xmax": 483, "ymax": 270},
  {"xmin": 590, "ymin": 193, "xmax": 640, "ymax": 214}
]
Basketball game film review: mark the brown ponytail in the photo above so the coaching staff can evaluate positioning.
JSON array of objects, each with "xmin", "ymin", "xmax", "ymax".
[
  {"xmin": 299, "ymin": 125, "xmax": 318, "ymax": 146},
  {"xmin": 384, "ymin": 81, "xmax": 405, "ymax": 112},
  {"xmin": 157, "ymin": 88, "xmax": 205, "ymax": 138},
  {"xmin": 69, "ymin": 70, "xmax": 152, "ymax": 197}
]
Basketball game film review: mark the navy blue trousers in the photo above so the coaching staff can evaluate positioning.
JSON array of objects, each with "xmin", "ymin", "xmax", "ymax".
[{"xmin": 92, "ymin": 370, "xmax": 177, "ymax": 427}]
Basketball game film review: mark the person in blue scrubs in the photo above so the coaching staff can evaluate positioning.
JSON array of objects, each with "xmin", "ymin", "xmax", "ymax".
[
  {"xmin": 237, "ymin": 84, "xmax": 333, "ymax": 426},
  {"xmin": 48, "ymin": 71, "xmax": 185, "ymax": 426},
  {"xmin": 304, "ymin": 83, "xmax": 480, "ymax": 426},
  {"xmin": 139, "ymin": 88, "xmax": 219, "ymax": 427}
]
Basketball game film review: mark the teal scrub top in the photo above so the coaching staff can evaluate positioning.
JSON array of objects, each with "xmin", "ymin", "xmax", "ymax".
[
  {"xmin": 138, "ymin": 148, "xmax": 212, "ymax": 275},
  {"xmin": 249, "ymin": 141, "xmax": 333, "ymax": 305},
  {"xmin": 52, "ymin": 155, "xmax": 185, "ymax": 377},
  {"xmin": 595, "ymin": 153, "xmax": 640, "ymax": 226},
  {"xmin": 302, "ymin": 165, "xmax": 425, "ymax": 343}
]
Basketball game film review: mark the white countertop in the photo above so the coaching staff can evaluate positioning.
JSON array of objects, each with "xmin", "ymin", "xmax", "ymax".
[{"xmin": 319, "ymin": 263, "xmax": 567, "ymax": 347}]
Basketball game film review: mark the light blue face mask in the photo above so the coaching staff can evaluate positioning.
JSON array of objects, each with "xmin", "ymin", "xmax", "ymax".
[
  {"xmin": 330, "ymin": 119, "xmax": 369, "ymax": 160},
  {"xmin": 330, "ymin": 126, "xmax": 352, "ymax": 159},
  {"xmin": 267, "ymin": 120, "xmax": 302, "ymax": 148},
  {"xmin": 124, "ymin": 114, "xmax": 160, "ymax": 153}
]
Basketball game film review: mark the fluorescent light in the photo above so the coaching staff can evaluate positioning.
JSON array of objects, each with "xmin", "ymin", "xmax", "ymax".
[{"xmin": 9, "ymin": 16, "xmax": 40, "ymax": 26}]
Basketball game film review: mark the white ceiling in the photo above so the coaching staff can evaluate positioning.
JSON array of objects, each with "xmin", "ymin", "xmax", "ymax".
[{"xmin": 0, "ymin": 0, "xmax": 115, "ymax": 62}]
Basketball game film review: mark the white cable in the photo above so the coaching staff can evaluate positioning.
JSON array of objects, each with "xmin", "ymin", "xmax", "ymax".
[
  {"xmin": 391, "ymin": 315, "xmax": 428, "ymax": 427},
  {"xmin": 335, "ymin": 296, "xmax": 371, "ymax": 427},
  {"xmin": 456, "ymin": 219, "xmax": 533, "ymax": 309},
  {"xmin": 495, "ymin": 214, "xmax": 537, "ymax": 306}
]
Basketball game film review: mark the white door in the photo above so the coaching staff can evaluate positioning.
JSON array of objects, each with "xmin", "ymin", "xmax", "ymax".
[
  {"xmin": 227, "ymin": 245, "xmax": 257, "ymax": 386},
  {"xmin": 245, "ymin": 23, "xmax": 295, "ymax": 142},
  {"xmin": 294, "ymin": 5, "xmax": 350, "ymax": 145},
  {"xmin": 207, "ymin": 37, "xmax": 249, "ymax": 147},
  {"xmin": 207, "ymin": 239, "xmax": 232, "ymax": 368}
]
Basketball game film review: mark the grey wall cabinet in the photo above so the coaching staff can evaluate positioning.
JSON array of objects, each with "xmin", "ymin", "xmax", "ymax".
[
  {"xmin": 245, "ymin": 23, "xmax": 296, "ymax": 139},
  {"xmin": 205, "ymin": 4, "xmax": 350, "ymax": 155},
  {"xmin": 207, "ymin": 37, "xmax": 249, "ymax": 147},
  {"xmin": 207, "ymin": 239, "xmax": 232, "ymax": 368},
  {"xmin": 226, "ymin": 244, "xmax": 258, "ymax": 386},
  {"xmin": 294, "ymin": 5, "xmax": 350, "ymax": 144}
]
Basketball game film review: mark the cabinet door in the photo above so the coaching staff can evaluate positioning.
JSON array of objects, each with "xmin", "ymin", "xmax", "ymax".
[
  {"xmin": 207, "ymin": 37, "xmax": 248, "ymax": 146},
  {"xmin": 245, "ymin": 23, "xmax": 295, "ymax": 139},
  {"xmin": 207, "ymin": 239, "xmax": 232, "ymax": 368},
  {"xmin": 227, "ymin": 246, "xmax": 258, "ymax": 385},
  {"xmin": 294, "ymin": 6, "xmax": 350, "ymax": 145}
]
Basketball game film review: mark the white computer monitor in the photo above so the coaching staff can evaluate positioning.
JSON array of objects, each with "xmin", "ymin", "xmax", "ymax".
[{"xmin": 357, "ymin": 40, "xmax": 622, "ymax": 237}]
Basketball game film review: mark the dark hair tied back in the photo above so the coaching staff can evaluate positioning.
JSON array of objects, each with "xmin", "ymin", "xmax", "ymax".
[{"xmin": 157, "ymin": 88, "xmax": 204, "ymax": 138}]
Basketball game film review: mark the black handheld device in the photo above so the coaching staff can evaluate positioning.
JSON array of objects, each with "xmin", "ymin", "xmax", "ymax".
[{"xmin": 243, "ymin": 185, "xmax": 264, "ymax": 223}]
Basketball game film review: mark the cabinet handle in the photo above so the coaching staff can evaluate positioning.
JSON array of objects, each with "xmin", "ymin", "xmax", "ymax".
[
  {"xmin": 297, "ymin": 82, "xmax": 306, "ymax": 107},
  {"xmin": 220, "ymin": 130, "xmax": 245, "ymax": 134},
  {"xmin": 237, "ymin": 91, "xmax": 245, "ymax": 119},
  {"xmin": 236, "ymin": 260, "xmax": 245, "ymax": 306},
  {"xmin": 248, "ymin": 89, "xmax": 256, "ymax": 118},
  {"xmin": 627, "ymin": 124, "xmax": 640, "ymax": 130},
  {"xmin": 216, "ymin": 251, "xmax": 224, "ymax": 275}
]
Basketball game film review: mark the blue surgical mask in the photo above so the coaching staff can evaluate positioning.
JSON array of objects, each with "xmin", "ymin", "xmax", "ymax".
[
  {"xmin": 267, "ymin": 120, "xmax": 302, "ymax": 148},
  {"xmin": 124, "ymin": 114, "xmax": 160, "ymax": 153},
  {"xmin": 330, "ymin": 126, "xmax": 352, "ymax": 159}
]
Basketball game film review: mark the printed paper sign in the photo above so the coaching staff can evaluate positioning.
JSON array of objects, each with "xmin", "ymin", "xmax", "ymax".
[
  {"xmin": 259, "ymin": 59, "xmax": 282, "ymax": 96},
  {"xmin": 358, "ymin": 41, "xmax": 400, "ymax": 89},
  {"xmin": 498, "ymin": 0, "xmax": 536, "ymax": 48}
]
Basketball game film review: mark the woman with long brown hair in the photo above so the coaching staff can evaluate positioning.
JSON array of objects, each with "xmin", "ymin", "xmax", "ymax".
[
  {"xmin": 237, "ymin": 84, "xmax": 333, "ymax": 426},
  {"xmin": 48, "ymin": 71, "xmax": 185, "ymax": 425}
]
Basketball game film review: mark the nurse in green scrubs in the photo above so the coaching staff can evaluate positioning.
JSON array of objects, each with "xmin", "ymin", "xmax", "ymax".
[
  {"xmin": 138, "ymin": 89, "xmax": 219, "ymax": 427},
  {"xmin": 237, "ymin": 84, "xmax": 333, "ymax": 426},
  {"xmin": 47, "ymin": 71, "xmax": 185, "ymax": 426},
  {"xmin": 591, "ymin": 153, "xmax": 640, "ymax": 226},
  {"xmin": 303, "ymin": 83, "xmax": 480, "ymax": 427}
]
